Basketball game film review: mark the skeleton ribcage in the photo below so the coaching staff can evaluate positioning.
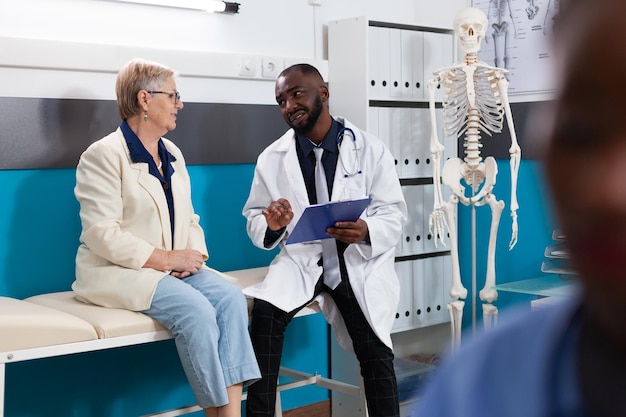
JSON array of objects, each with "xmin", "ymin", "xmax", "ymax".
[{"xmin": 440, "ymin": 66, "xmax": 505, "ymax": 140}]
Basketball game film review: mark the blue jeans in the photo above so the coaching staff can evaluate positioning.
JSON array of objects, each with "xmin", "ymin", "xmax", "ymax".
[{"xmin": 142, "ymin": 270, "xmax": 260, "ymax": 408}]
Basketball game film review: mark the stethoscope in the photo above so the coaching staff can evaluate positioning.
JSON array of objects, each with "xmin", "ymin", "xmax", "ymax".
[{"xmin": 336, "ymin": 127, "xmax": 362, "ymax": 178}]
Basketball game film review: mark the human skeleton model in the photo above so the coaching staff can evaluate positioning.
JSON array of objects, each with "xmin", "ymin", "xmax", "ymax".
[
  {"xmin": 486, "ymin": 0, "xmax": 517, "ymax": 69},
  {"xmin": 428, "ymin": 7, "xmax": 521, "ymax": 348}
]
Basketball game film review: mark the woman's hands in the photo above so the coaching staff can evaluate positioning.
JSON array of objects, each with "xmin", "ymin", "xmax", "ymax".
[
  {"xmin": 167, "ymin": 249, "xmax": 205, "ymax": 278},
  {"xmin": 145, "ymin": 248, "xmax": 205, "ymax": 279}
]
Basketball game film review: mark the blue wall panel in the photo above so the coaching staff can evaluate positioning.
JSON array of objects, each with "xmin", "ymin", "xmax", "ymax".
[
  {"xmin": 0, "ymin": 164, "xmax": 329, "ymax": 416},
  {"xmin": 0, "ymin": 158, "xmax": 556, "ymax": 415},
  {"xmin": 0, "ymin": 168, "xmax": 80, "ymax": 298}
]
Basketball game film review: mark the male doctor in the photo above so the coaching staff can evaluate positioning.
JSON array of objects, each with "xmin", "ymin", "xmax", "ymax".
[{"xmin": 242, "ymin": 63, "xmax": 407, "ymax": 417}]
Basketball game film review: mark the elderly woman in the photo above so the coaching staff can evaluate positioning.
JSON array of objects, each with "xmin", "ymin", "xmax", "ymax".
[{"xmin": 72, "ymin": 58, "xmax": 259, "ymax": 417}]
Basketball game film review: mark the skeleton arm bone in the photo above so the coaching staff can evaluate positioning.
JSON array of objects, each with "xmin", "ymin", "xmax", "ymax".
[
  {"xmin": 497, "ymin": 75, "xmax": 521, "ymax": 250},
  {"xmin": 428, "ymin": 76, "xmax": 448, "ymax": 248}
]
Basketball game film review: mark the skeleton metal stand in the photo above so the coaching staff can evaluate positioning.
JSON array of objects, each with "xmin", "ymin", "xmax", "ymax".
[
  {"xmin": 428, "ymin": 7, "xmax": 520, "ymax": 350},
  {"xmin": 471, "ymin": 174, "xmax": 477, "ymax": 334}
]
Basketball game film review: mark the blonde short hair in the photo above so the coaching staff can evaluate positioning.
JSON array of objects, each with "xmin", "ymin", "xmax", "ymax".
[{"xmin": 115, "ymin": 58, "xmax": 178, "ymax": 120}]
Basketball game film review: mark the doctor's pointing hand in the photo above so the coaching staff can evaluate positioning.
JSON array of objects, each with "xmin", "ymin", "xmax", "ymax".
[{"xmin": 262, "ymin": 198, "xmax": 294, "ymax": 230}]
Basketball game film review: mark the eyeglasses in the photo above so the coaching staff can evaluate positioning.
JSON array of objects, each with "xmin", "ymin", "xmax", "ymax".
[{"xmin": 147, "ymin": 90, "xmax": 181, "ymax": 104}]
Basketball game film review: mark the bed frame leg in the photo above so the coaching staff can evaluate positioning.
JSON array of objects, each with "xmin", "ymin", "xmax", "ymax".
[{"xmin": 1, "ymin": 363, "xmax": 5, "ymax": 417}]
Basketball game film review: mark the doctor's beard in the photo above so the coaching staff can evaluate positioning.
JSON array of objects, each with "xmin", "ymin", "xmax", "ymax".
[{"xmin": 289, "ymin": 95, "xmax": 323, "ymax": 137}]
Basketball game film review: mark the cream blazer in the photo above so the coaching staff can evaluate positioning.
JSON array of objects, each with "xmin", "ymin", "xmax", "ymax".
[{"xmin": 72, "ymin": 128, "xmax": 210, "ymax": 311}]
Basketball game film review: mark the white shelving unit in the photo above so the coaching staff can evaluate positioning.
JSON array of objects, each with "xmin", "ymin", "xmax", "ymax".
[{"xmin": 328, "ymin": 17, "xmax": 457, "ymax": 417}]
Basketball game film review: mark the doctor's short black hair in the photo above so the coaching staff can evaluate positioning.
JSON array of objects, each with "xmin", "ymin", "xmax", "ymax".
[{"xmin": 279, "ymin": 63, "xmax": 325, "ymax": 83}]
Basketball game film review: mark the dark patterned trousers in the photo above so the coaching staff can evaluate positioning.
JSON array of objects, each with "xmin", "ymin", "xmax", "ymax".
[{"xmin": 245, "ymin": 276, "xmax": 399, "ymax": 417}]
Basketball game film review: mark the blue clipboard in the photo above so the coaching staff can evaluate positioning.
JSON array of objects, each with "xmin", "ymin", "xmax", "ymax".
[{"xmin": 285, "ymin": 197, "xmax": 372, "ymax": 245}]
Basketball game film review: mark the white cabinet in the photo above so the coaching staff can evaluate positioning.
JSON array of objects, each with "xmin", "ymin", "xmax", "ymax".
[
  {"xmin": 329, "ymin": 17, "xmax": 457, "ymax": 417},
  {"xmin": 328, "ymin": 18, "xmax": 453, "ymax": 121},
  {"xmin": 329, "ymin": 16, "xmax": 456, "ymax": 335},
  {"xmin": 393, "ymin": 256, "xmax": 453, "ymax": 333}
]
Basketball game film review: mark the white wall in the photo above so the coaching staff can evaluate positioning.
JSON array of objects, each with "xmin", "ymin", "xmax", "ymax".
[
  {"xmin": 0, "ymin": 0, "xmax": 470, "ymax": 104},
  {"xmin": 1, "ymin": 0, "xmax": 469, "ymax": 55}
]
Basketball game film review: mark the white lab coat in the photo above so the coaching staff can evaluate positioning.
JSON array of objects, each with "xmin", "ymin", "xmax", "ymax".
[{"xmin": 242, "ymin": 117, "xmax": 407, "ymax": 352}]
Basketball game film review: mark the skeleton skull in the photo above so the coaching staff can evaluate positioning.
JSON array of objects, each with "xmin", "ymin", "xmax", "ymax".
[{"xmin": 453, "ymin": 7, "xmax": 488, "ymax": 54}]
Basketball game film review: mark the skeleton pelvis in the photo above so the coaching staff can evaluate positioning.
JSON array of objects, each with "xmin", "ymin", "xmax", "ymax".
[{"xmin": 442, "ymin": 156, "xmax": 498, "ymax": 205}]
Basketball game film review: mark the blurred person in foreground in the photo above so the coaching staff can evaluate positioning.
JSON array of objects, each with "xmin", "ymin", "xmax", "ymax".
[
  {"xmin": 413, "ymin": 0, "xmax": 626, "ymax": 416},
  {"xmin": 73, "ymin": 58, "xmax": 259, "ymax": 417}
]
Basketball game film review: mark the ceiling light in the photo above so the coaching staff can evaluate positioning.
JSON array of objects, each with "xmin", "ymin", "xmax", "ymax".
[{"xmin": 107, "ymin": 0, "xmax": 240, "ymax": 14}]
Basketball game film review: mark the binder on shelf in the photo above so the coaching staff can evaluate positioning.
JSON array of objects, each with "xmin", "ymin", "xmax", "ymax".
[
  {"xmin": 398, "ymin": 107, "xmax": 414, "ymax": 179},
  {"xmin": 418, "ymin": 184, "xmax": 431, "ymax": 253},
  {"xmin": 393, "ymin": 261, "xmax": 413, "ymax": 332},
  {"xmin": 389, "ymin": 29, "xmax": 403, "ymax": 98},
  {"xmin": 286, "ymin": 197, "xmax": 372, "ymax": 245},
  {"xmin": 410, "ymin": 108, "xmax": 428, "ymax": 178}
]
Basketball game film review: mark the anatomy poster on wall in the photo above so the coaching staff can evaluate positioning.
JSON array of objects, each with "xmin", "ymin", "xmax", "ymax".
[{"xmin": 470, "ymin": 0, "xmax": 560, "ymax": 94}]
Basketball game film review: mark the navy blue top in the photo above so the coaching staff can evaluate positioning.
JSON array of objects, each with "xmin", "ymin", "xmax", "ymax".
[{"xmin": 120, "ymin": 120, "xmax": 177, "ymax": 238}]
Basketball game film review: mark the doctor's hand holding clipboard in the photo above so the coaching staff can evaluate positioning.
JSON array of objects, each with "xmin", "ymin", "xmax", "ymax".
[
  {"xmin": 328, "ymin": 217, "xmax": 369, "ymax": 244},
  {"xmin": 263, "ymin": 197, "xmax": 371, "ymax": 245}
]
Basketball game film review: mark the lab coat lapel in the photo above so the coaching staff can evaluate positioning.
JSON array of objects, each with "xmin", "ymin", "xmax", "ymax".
[{"xmin": 280, "ymin": 132, "xmax": 310, "ymax": 214}]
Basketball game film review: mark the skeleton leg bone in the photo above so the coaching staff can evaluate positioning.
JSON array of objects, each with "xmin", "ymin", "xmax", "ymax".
[
  {"xmin": 443, "ymin": 194, "xmax": 468, "ymax": 351},
  {"xmin": 478, "ymin": 192, "xmax": 504, "ymax": 306},
  {"xmin": 448, "ymin": 300, "xmax": 465, "ymax": 352},
  {"xmin": 444, "ymin": 195, "xmax": 467, "ymax": 301},
  {"xmin": 482, "ymin": 303, "xmax": 498, "ymax": 329}
]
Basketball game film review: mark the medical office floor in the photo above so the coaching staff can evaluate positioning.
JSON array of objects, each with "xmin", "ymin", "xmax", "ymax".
[{"xmin": 283, "ymin": 400, "xmax": 330, "ymax": 417}]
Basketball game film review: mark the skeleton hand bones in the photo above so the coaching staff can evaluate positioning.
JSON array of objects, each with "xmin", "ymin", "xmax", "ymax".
[{"xmin": 429, "ymin": 209, "xmax": 448, "ymax": 249}]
